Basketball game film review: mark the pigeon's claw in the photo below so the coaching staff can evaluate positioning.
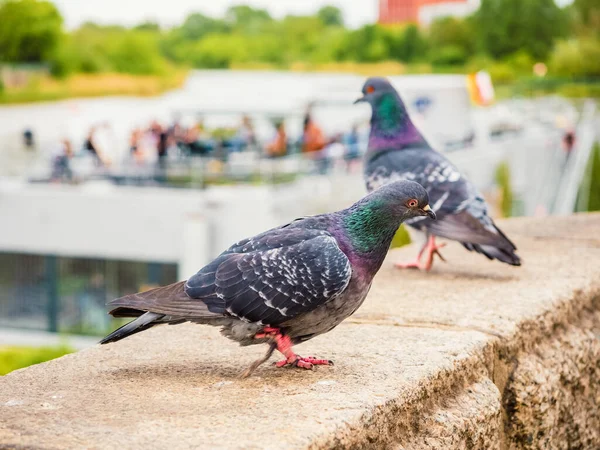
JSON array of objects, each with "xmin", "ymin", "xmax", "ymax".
[
  {"xmin": 395, "ymin": 236, "xmax": 446, "ymax": 271},
  {"xmin": 275, "ymin": 356, "xmax": 334, "ymax": 370},
  {"xmin": 422, "ymin": 238, "xmax": 446, "ymax": 271},
  {"xmin": 394, "ymin": 259, "xmax": 421, "ymax": 270},
  {"xmin": 253, "ymin": 327, "xmax": 333, "ymax": 373}
]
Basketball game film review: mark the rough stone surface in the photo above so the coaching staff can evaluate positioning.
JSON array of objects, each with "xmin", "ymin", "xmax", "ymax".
[{"xmin": 1, "ymin": 213, "xmax": 599, "ymax": 449}]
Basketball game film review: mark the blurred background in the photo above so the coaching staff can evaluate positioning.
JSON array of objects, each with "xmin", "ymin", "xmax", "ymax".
[{"xmin": 0, "ymin": 0, "xmax": 598, "ymax": 375}]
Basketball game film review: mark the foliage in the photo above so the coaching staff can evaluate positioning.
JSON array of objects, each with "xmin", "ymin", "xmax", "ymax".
[
  {"xmin": 49, "ymin": 25, "xmax": 169, "ymax": 76},
  {"xmin": 578, "ymin": 143, "xmax": 600, "ymax": 212},
  {"xmin": 550, "ymin": 38, "xmax": 600, "ymax": 78},
  {"xmin": 570, "ymin": 0, "xmax": 600, "ymax": 36},
  {"xmin": 0, "ymin": 1, "xmax": 595, "ymax": 102},
  {"xmin": 0, "ymin": 71, "xmax": 187, "ymax": 104},
  {"xmin": 336, "ymin": 24, "xmax": 426, "ymax": 64},
  {"xmin": 390, "ymin": 225, "xmax": 411, "ymax": 249},
  {"xmin": 317, "ymin": 6, "xmax": 344, "ymax": 27},
  {"xmin": 0, "ymin": 345, "xmax": 73, "ymax": 376},
  {"xmin": 475, "ymin": 0, "xmax": 567, "ymax": 59},
  {"xmin": 428, "ymin": 16, "xmax": 475, "ymax": 57},
  {"xmin": 495, "ymin": 161, "xmax": 513, "ymax": 217},
  {"xmin": 0, "ymin": 0, "xmax": 63, "ymax": 63},
  {"xmin": 226, "ymin": 5, "xmax": 272, "ymax": 33},
  {"xmin": 134, "ymin": 21, "xmax": 161, "ymax": 32},
  {"xmin": 180, "ymin": 12, "xmax": 229, "ymax": 40},
  {"xmin": 588, "ymin": 144, "xmax": 600, "ymax": 211},
  {"xmin": 429, "ymin": 45, "xmax": 468, "ymax": 66}
]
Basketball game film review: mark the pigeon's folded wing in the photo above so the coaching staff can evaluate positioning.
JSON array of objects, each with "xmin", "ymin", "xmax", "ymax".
[
  {"xmin": 366, "ymin": 147, "xmax": 468, "ymax": 220},
  {"xmin": 185, "ymin": 233, "xmax": 352, "ymax": 326},
  {"xmin": 424, "ymin": 209, "xmax": 515, "ymax": 250}
]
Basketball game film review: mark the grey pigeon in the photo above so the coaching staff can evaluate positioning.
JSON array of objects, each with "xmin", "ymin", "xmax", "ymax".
[
  {"xmin": 356, "ymin": 77, "xmax": 520, "ymax": 271},
  {"xmin": 100, "ymin": 180, "xmax": 435, "ymax": 376}
]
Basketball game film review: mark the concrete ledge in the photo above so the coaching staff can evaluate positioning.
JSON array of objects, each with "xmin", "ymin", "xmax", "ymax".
[{"xmin": 1, "ymin": 214, "xmax": 599, "ymax": 449}]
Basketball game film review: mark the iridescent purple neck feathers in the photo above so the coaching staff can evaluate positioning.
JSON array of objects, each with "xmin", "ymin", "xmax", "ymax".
[{"xmin": 367, "ymin": 92, "xmax": 425, "ymax": 156}]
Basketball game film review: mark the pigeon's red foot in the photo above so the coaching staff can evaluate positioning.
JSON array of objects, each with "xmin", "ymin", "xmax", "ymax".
[
  {"xmin": 249, "ymin": 327, "xmax": 333, "ymax": 373},
  {"xmin": 275, "ymin": 356, "xmax": 333, "ymax": 369},
  {"xmin": 394, "ymin": 236, "xmax": 446, "ymax": 271},
  {"xmin": 421, "ymin": 237, "xmax": 446, "ymax": 271},
  {"xmin": 394, "ymin": 259, "xmax": 421, "ymax": 269}
]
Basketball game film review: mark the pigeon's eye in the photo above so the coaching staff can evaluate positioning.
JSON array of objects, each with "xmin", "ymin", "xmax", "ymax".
[
  {"xmin": 407, "ymin": 199, "xmax": 418, "ymax": 208},
  {"xmin": 366, "ymin": 85, "xmax": 375, "ymax": 94}
]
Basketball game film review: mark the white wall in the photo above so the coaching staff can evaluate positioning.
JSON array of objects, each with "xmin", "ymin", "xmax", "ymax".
[
  {"xmin": 0, "ymin": 181, "xmax": 291, "ymax": 279},
  {"xmin": 0, "ymin": 181, "xmax": 203, "ymax": 263}
]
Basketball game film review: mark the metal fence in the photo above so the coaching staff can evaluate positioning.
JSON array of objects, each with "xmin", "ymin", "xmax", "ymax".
[{"xmin": 0, "ymin": 252, "xmax": 177, "ymax": 336}]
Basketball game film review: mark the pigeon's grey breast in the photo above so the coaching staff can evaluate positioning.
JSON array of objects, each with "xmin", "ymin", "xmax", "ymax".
[{"xmin": 280, "ymin": 271, "xmax": 373, "ymax": 343}]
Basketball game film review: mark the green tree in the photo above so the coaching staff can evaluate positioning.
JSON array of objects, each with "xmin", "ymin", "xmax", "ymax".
[
  {"xmin": 317, "ymin": 5, "xmax": 344, "ymax": 27},
  {"xmin": 277, "ymin": 15, "xmax": 326, "ymax": 63},
  {"xmin": 428, "ymin": 17, "xmax": 474, "ymax": 54},
  {"xmin": 338, "ymin": 25, "xmax": 391, "ymax": 62},
  {"xmin": 385, "ymin": 24, "xmax": 426, "ymax": 63},
  {"xmin": 570, "ymin": 0, "xmax": 600, "ymax": 36},
  {"xmin": 134, "ymin": 21, "xmax": 160, "ymax": 32},
  {"xmin": 475, "ymin": 0, "xmax": 567, "ymax": 59},
  {"xmin": 0, "ymin": 0, "xmax": 63, "ymax": 63},
  {"xmin": 180, "ymin": 12, "xmax": 228, "ymax": 40},
  {"xmin": 182, "ymin": 33, "xmax": 251, "ymax": 68},
  {"xmin": 573, "ymin": 0, "xmax": 599, "ymax": 27},
  {"xmin": 550, "ymin": 38, "xmax": 600, "ymax": 77},
  {"xmin": 225, "ymin": 5, "xmax": 272, "ymax": 33},
  {"xmin": 107, "ymin": 31, "xmax": 167, "ymax": 74}
]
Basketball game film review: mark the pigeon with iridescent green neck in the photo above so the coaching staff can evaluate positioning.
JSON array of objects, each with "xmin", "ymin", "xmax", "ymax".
[
  {"xmin": 101, "ymin": 180, "xmax": 434, "ymax": 376},
  {"xmin": 357, "ymin": 77, "xmax": 521, "ymax": 270}
]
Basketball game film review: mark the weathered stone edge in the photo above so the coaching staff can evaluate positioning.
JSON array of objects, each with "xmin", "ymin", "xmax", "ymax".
[{"xmin": 307, "ymin": 280, "xmax": 600, "ymax": 449}]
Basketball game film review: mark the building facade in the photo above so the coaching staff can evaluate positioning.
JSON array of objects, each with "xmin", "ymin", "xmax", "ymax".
[{"xmin": 378, "ymin": 0, "xmax": 480, "ymax": 26}]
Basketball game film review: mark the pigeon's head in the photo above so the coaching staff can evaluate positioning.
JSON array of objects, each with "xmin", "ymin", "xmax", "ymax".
[
  {"xmin": 354, "ymin": 77, "xmax": 398, "ymax": 106},
  {"xmin": 372, "ymin": 180, "xmax": 435, "ymax": 220}
]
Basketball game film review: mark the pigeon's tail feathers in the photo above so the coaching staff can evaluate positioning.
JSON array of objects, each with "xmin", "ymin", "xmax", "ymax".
[
  {"xmin": 423, "ymin": 210, "xmax": 521, "ymax": 266},
  {"xmin": 462, "ymin": 222, "xmax": 521, "ymax": 266},
  {"xmin": 109, "ymin": 307, "xmax": 146, "ymax": 318},
  {"xmin": 462, "ymin": 242, "xmax": 521, "ymax": 266},
  {"xmin": 107, "ymin": 280, "xmax": 214, "ymax": 318},
  {"xmin": 100, "ymin": 311, "xmax": 165, "ymax": 344},
  {"xmin": 492, "ymin": 223, "xmax": 518, "ymax": 252}
]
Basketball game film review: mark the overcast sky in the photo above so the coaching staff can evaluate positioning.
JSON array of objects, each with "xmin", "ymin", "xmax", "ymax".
[{"xmin": 52, "ymin": 0, "xmax": 574, "ymax": 30}]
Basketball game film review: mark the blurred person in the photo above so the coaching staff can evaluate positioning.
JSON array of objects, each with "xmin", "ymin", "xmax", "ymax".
[
  {"xmin": 318, "ymin": 134, "xmax": 346, "ymax": 174},
  {"xmin": 301, "ymin": 113, "xmax": 326, "ymax": 155},
  {"xmin": 184, "ymin": 123, "xmax": 214, "ymax": 156},
  {"xmin": 22, "ymin": 128, "xmax": 34, "ymax": 150},
  {"xmin": 344, "ymin": 125, "xmax": 362, "ymax": 172},
  {"xmin": 265, "ymin": 121, "xmax": 287, "ymax": 158},
  {"xmin": 84, "ymin": 126, "xmax": 110, "ymax": 166},
  {"xmin": 562, "ymin": 128, "xmax": 576, "ymax": 161},
  {"xmin": 50, "ymin": 138, "xmax": 74, "ymax": 182},
  {"xmin": 129, "ymin": 128, "xmax": 146, "ymax": 165},
  {"xmin": 226, "ymin": 115, "xmax": 256, "ymax": 154},
  {"xmin": 156, "ymin": 125, "xmax": 169, "ymax": 168},
  {"xmin": 238, "ymin": 115, "xmax": 256, "ymax": 150}
]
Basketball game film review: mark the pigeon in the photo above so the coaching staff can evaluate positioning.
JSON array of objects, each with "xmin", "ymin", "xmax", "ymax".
[
  {"xmin": 100, "ymin": 180, "xmax": 435, "ymax": 376},
  {"xmin": 356, "ymin": 77, "xmax": 520, "ymax": 271}
]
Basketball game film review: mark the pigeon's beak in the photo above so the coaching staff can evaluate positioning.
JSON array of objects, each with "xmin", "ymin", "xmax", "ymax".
[
  {"xmin": 422, "ymin": 204, "xmax": 436, "ymax": 220},
  {"xmin": 354, "ymin": 96, "xmax": 366, "ymax": 104}
]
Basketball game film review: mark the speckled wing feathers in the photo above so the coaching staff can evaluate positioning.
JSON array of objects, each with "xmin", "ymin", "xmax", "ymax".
[
  {"xmin": 366, "ymin": 147, "xmax": 466, "ymax": 221},
  {"xmin": 185, "ymin": 229, "xmax": 352, "ymax": 326},
  {"xmin": 366, "ymin": 147, "xmax": 519, "ymax": 259}
]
